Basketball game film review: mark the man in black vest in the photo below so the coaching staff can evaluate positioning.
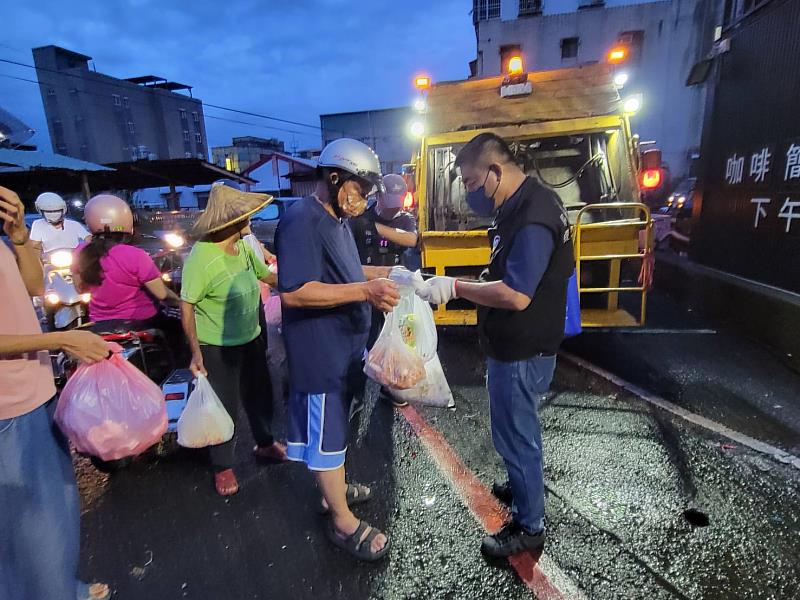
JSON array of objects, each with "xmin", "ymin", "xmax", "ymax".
[{"xmin": 419, "ymin": 133, "xmax": 574, "ymax": 558}]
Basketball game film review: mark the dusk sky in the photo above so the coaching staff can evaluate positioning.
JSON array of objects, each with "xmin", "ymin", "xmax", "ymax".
[{"xmin": 0, "ymin": 0, "xmax": 475, "ymax": 153}]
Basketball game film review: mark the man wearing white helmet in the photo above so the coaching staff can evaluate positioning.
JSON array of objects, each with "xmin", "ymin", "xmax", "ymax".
[
  {"xmin": 277, "ymin": 138, "xmax": 411, "ymax": 561},
  {"xmin": 30, "ymin": 192, "xmax": 90, "ymax": 255}
]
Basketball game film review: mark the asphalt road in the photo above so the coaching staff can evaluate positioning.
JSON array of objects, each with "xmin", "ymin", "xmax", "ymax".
[{"xmin": 75, "ymin": 322, "xmax": 800, "ymax": 599}]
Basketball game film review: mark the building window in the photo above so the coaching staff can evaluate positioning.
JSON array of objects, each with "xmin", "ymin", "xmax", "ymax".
[
  {"xmin": 192, "ymin": 111, "xmax": 199, "ymax": 123},
  {"xmin": 519, "ymin": 0, "xmax": 542, "ymax": 16},
  {"xmin": 128, "ymin": 121, "xmax": 135, "ymax": 134},
  {"xmin": 185, "ymin": 151, "xmax": 193, "ymax": 158},
  {"xmin": 179, "ymin": 109, "xmax": 187, "ymax": 121},
  {"xmin": 561, "ymin": 37, "xmax": 579, "ymax": 59},
  {"xmin": 473, "ymin": 0, "xmax": 500, "ymax": 22},
  {"xmin": 123, "ymin": 96, "xmax": 129, "ymax": 108},
  {"xmin": 183, "ymin": 130, "xmax": 190, "ymax": 141},
  {"xmin": 618, "ymin": 30, "xmax": 645, "ymax": 63},
  {"xmin": 47, "ymin": 88, "xmax": 56, "ymax": 97},
  {"xmin": 112, "ymin": 94, "xmax": 121, "ymax": 106},
  {"xmin": 500, "ymin": 44, "xmax": 522, "ymax": 74},
  {"xmin": 195, "ymin": 133, "xmax": 202, "ymax": 144}
]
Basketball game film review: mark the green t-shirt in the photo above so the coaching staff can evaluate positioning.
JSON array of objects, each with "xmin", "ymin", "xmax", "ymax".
[{"xmin": 181, "ymin": 239, "xmax": 269, "ymax": 347}]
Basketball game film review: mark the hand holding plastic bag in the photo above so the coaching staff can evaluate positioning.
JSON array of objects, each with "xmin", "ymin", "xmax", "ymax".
[
  {"xmin": 55, "ymin": 344, "xmax": 168, "ymax": 461},
  {"xmin": 177, "ymin": 374, "xmax": 235, "ymax": 448}
]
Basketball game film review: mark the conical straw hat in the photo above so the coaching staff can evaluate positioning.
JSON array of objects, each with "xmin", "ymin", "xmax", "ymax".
[{"xmin": 191, "ymin": 183, "xmax": 272, "ymax": 237}]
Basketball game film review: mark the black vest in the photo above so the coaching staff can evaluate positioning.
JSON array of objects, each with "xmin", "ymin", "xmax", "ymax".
[
  {"xmin": 478, "ymin": 177, "xmax": 575, "ymax": 361},
  {"xmin": 351, "ymin": 207, "xmax": 405, "ymax": 267}
]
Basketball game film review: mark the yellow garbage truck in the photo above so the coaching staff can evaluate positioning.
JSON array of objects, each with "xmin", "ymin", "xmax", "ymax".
[{"xmin": 408, "ymin": 62, "xmax": 656, "ymax": 328}]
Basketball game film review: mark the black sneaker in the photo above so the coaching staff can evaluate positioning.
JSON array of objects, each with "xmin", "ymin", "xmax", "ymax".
[
  {"xmin": 491, "ymin": 481, "xmax": 513, "ymax": 506},
  {"xmin": 481, "ymin": 521, "xmax": 545, "ymax": 558}
]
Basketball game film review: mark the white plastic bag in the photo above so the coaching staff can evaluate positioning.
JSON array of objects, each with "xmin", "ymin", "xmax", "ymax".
[
  {"xmin": 364, "ymin": 309, "xmax": 426, "ymax": 390},
  {"xmin": 394, "ymin": 287, "xmax": 438, "ymax": 363},
  {"xmin": 388, "ymin": 354, "xmax": 454, "ymax": 408},
  {"xmin": 177, "ymin": 374, "xmax": 235, "ymax": 448}
]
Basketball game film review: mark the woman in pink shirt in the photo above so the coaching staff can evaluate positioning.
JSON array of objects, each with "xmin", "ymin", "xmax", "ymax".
[{"xmin": 74, "ymin": 194, "xmax": 180, "ymax": 325}]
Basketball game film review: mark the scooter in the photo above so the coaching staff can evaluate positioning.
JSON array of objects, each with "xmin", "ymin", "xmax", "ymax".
[{"xmin": 41, "ymin": 248, "xmax": 90, "ymax": 331}]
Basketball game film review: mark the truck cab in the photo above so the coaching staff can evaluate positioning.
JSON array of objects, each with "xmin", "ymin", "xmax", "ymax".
[{"xmin": 410, "ymin": 62, "xmax": 655, "ymax": 328}]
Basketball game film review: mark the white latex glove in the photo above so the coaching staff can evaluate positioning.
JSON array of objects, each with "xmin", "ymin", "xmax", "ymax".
[
  {"xmin": 389, "ymin": 266, "xmax": 427, "ymax": 293},
  {"xmin": 417, "ymin": 276, "xmax": 458, "ymax": 305}
]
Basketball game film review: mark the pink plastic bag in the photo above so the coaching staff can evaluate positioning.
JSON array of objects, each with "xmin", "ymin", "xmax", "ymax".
[
  {"xmin": 55, "ymin": 345, "xmax": 168, "ymax": 461},
  {"xmin": 264, "ymin": 294, "xmax": 282, "ymax": 327}
]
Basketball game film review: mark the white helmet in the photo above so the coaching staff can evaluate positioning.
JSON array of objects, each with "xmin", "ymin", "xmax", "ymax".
[
  {"xmin": 318, "ymin": 138, "xmax": 385, "ymax": 194},
  {"xmin": 35, "ymin": 192, "xmax": 67, "ymax": 224}
]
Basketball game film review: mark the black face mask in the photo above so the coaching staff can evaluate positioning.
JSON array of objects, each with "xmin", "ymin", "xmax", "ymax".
[{"xmin": 465, "ymin": 169, "xmax": 501, "ymax": 217}]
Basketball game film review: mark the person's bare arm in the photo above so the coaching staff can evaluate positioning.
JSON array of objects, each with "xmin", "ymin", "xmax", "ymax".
[
  {"xmin": 374, "ymin": 223, "xmax": 418, "ymax": 248},
  {"xmin": 180, "ymin": 301, "xmax": 206, "ymax": 376},
  {"xmin": 144, "ymin": 278, "xmax": 181, "ymax": 306},
  {"xmin": 455, "ymin": 279, "xmax": 532, "ymax": 311},
  {"xmin": 73, "ymin": 270, "xmax": 88, "ymax": 294},
  {"xmin": 0, "ymin": 331, "xmax": 108, "ymax": 364},
  {"xmin": 257, "ymin": 270, "xmax": 278, "ymax": 288},
  {"xmin": 0, "ymin": 186, "xmax": 44, "ymax": 296},
  {"xmin": 281, "ymin": 279, "xmax": 399, "ymax": 312},
  {"xmin": 362, "ymin": 265, "xmax": 392, "ymax": 281}
]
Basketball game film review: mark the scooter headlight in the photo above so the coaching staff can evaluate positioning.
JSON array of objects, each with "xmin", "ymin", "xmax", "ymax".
[
  {"xmin": 46, "ymin": 293, "xmax": 61, "ymax": 305},
  {"xmin": 80, "ymin": 293, "xmax": 91, "ymax": 303},
  {"xmin": 164, "ymin": 232, "xmax": 185, "ymax": 249},
  {"xmin": 50, "ymin": 250, "xmax": 73, "ymax": 269}
]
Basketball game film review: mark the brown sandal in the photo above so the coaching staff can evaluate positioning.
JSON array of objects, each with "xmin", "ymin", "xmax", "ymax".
[
  {"xmin": 214, "ymin": 468, "xmax": 239, "ymax": 496},
  {"xmin": 253, "ymin": 441, "xmax": 288, "ymax": 463}
]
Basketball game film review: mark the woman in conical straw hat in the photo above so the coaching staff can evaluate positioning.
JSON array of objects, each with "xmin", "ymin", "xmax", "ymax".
[{"xmin": 181, "ymin": 180, "xmax": 287, "ymax": 496}]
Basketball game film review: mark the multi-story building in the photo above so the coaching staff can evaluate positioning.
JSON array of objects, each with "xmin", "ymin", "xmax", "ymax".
[
  {"xmin": 32, "ymin": 45, "xmax": 208, "ymax": 164},
  {"xmin": 469, "ymin": 0, "xmax": 720, "ymax": 178},
  {"xmin": 320, "ymin": 107, "xmax": 417, "ymax": 175},
  {"xmin": 211, "ymin": 136, "xmax": 285, "ymax": 174}
]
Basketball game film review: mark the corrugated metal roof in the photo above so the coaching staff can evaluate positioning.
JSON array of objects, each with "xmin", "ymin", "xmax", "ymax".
[
  {"xmin": 427, "ymin": 63, "xmax": 621, "ymax": 134},
  {"xmin": 0, "ymin": 149, "xmax": 112, "ymax": 172}
]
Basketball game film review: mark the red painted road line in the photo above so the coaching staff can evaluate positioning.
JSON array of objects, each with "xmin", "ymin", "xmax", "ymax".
[{"xmin": 400, "ymin": 404, "xmax": 569, "ymax": 600}]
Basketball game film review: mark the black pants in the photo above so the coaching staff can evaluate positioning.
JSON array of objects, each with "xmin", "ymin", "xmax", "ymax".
[{"xmin": 201, "ymin": 337, "xmax": 275, "ymax": 471}]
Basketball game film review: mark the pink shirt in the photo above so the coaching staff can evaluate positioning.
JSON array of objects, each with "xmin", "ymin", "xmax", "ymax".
[
  {"xmin": 77, "ymin": 243, "xmax": 161, "ymax": 322},
  {"xmin": 0, "ymin": 243, "xmax": 56, "ymax": 419}
]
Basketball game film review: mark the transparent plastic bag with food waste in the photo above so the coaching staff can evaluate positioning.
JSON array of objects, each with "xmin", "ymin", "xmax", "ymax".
[
  {"xmin": 394, "ymin": 286, "xmax": 437, "ymax": 363},
  {"xmin": 364, "ymin": 308, "xmax": 426, "ymax": 390},
  {"xmin": 54, "ymin": 342, "xmax": 167, "ymax": 461},
  {"xmin": 388, "ymin": 354, "xmax": 454, "ymax": 408},
  {"xmin": 177, "ymin": 374, "xmax": 235, "ymax": 448}
]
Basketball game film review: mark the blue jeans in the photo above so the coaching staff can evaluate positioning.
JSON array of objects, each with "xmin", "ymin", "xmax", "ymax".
[
  {"xmin": 487, "ymin": 354, "xmax": 556, "ymax": 533},
  {"xmin": 0, "ymin": 399, "xmax": 80, "ymax": 600}
]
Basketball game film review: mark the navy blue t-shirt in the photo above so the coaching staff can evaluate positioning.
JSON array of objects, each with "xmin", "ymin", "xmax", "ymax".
[
  {"xmin": 496, "ymin": 182, "xmax": 555, "ymax": 299},
  {"xmin": 276, "ymin": 196, "xmax": 370, "ymax": 393}
]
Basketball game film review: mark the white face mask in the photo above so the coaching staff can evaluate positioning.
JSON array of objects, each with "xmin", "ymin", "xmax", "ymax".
[{"xmin": 43, "ymin": 210, "xmax": 64, "ymax": 224}]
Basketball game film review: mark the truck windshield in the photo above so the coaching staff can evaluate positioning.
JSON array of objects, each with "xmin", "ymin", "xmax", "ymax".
[{"xmin": 426, "ymin": 132, "xmax": 621, "ymax": 231}]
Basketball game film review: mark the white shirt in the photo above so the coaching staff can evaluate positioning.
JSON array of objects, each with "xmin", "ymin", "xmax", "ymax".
[{"xmin": 29, "ymin": 218, "xmax": 91, "ymax": 253}]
